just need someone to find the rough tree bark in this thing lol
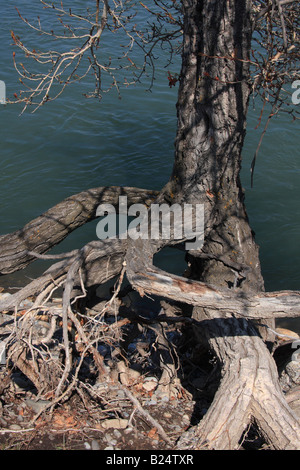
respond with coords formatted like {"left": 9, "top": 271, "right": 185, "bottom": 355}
{"left": 0, "top": 186, "right": 158, "bottom": 275}
{"left": 165, "top": 0, "right": 263, "bottom": 291}
{"left": 126, "top": 0, "right": 300, "bottom": 449}
{"left": 0, "top": 0, "right": 299, "bottom": 450}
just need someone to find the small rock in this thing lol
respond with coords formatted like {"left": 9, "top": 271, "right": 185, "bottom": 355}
{"left": 182, "top": 414, "right": 190, "bottom": 424}
{"left": 0, "top": 417, "right": 7, "bottom": 427}
{"left": 101, "top": 418, "right": 128, "bottom": 430}
{"left": 103, "top": 433, "right": 113, "bottom": 443}
{"left": 25, "top": 398, "right": 51, "bottom": 414}
{"left": 19, "top": 298, "right": 33, "bottom": 309}
{"left": 147, "top": 399, "right": 158, "bottom": 406}
{"left": 154, "top": 387, "right": 170, "bottom": 401}
{"left": 0, "top": 293, "right": 12, "bottom": 301}
{"left": 128, "top": 368, "right": 141, "bottom": 381}
{"left": 116, "top": 389, "right": 126, "bottom": 399}
{"left": 9, "top": 424, "right": 22, "bottom": 431}
{"left": 91, "top": 439, "right": 101, "bottom": 450}
{"left": 142, "top": 379, "right": 158, "bottom": 392}
{"left": 108, "top": 439, "right": 117, "bottom": 446}
{"left": 93, "top": 381, "right": 109, "bottom": 394}
{"left": 113, "top": 429, "right": 122, "bottom": 439}
{"left": 170, "top": 424, "right": 182, "bottom": 432}
{"left": 124, "top": 427, "right": 134, "bottom": 434}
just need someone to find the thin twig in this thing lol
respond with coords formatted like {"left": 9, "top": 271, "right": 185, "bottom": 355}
{"left": 119, "top": 384, "right": 173, "bottom": 445}
{"left": 250, "top": 86, "right": 282, "bottom": 187}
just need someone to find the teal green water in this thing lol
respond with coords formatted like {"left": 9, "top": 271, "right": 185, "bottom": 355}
{"left": 0, "top": 2, "right": 299, "bottom": 332}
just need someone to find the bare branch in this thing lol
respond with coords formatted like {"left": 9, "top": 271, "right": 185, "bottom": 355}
{"left": 8, "top": 1, "right": 182, "bottom": 110}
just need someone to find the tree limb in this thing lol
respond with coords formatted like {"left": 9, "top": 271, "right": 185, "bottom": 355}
{"left": 0, "top": 239, "right": 127, "bottom": 312}
{"left": 0, "top": 186, "right": 158, "bottom": 275}
{"left": 126, "top": 238, "right": 300, "bottom": 320}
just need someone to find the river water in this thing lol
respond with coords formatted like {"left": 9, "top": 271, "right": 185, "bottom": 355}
{"left": 0, "top": 2, "right": 299, "bottom": 333}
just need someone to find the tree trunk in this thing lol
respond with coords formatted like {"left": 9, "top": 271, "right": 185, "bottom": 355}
{"left": 168, "top": 0, "right": 298, "bottom": 447}
{"left": 126, "top": 0, "right": 300, "bottom": 449}
{"left": 167, "top": 0, "right": 263, "bottom": 292}
{"left": 176, "top": 313, "right": 300, "bottom": 450}
{"left": 126, "top": 238, "right": 300, "bottom": 449}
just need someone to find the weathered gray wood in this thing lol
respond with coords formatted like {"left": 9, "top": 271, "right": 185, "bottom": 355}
{"left": 0, "top": 239, "right": 127, "bottom": 311}
{"left": 176, "top": 314, "right": 300, "bottom": 450}
{"left": 126, "top": 237, "right": 300, "bottom": 320}
{"left": 126, "top": 238, "right": 300, "bottom": 449}
{"left": 0, "top": 186, "right": 158, "bottom": 275}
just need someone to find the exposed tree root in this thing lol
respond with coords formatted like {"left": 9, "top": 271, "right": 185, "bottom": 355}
{"left": 125, "top": 237, "right": 300, "bottom": 449}
{"left": 0, "top": 187, "right": 299, "bottom": 450}
{"left": 176, "top": 315, "right": 300, "bottom": 450}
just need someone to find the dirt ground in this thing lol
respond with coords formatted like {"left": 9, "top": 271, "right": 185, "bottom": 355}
{"left": 0, "top": 296, "right": 299, "bottom": 452}
{"left": 0, "top": 346, "right": 272, "bottom": 452}
{"left": 0, "top": 357, "right": 298, "bottom": 451}
{"left": 0, "top": 368, "right": 208, "bottom": 451}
